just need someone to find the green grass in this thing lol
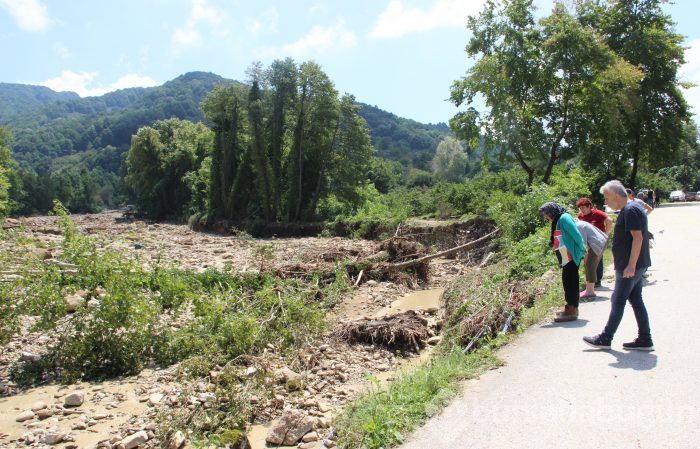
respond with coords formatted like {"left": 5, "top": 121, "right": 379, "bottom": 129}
{"left": 334, "top": 264, "right": 565, "bottom": 449}
{"left": 334, "top": 348, "right": 501, "bottom": 449}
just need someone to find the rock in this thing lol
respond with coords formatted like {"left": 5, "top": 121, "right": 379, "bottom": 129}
{"left": 64, "top": 293, "right": 85, "bottom": 313}
{"left": 36, "top": 408, "right": 55, "bottom": 419}
{"left": 15, "top": 410, "right": 35, "bottom": 422}
{"left": 168, "top": 431, "right": 186, "bottom": 449}
{"left": 245, "top": 366, "right": 258, "bottom": 377}
{"left": 277, "top": 366, "right": 301, "bottom": 383}
{"left": 315, "top": 417, "right": 330, "bottom": 428}
{"left": 427, "top": 336, "right": 442, "bottom": 345}
{"left": 302, "top": 431, "right": 319, "bottom": 442}
{"left": 20, "top": 351, "right": 40, "bottom": 362}
{"left": 41, "top": 432, "right": 64, "bottom": 445}
{"left": 197, "top": 392, "right": 216, "bottom": 403}
{"left": 121, "top": 430, "right": 149, "bottom": 449}
{"left": 31, "top": 401, "right": 48, "bottom": 411}
{"left": 299, "top": 443, "right": 317, "bottom": 449}
{"left": 367, "top": 280, "right": 378, "bottom": 286}
{"left": 266, "top": 410, "right": 315, "bottom": 446}
{"left": 64, "top": 391, "right": 85, "bottom": 407}
{"left": 148, "top": 393, "right": 164, "bottom": 406}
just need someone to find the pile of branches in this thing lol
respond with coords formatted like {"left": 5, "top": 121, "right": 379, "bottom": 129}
{"left": 440, "top": 263, "right": 546, "bottom": 352}
{"left": 335, "top": 311, "right": 429, "bottom": 352}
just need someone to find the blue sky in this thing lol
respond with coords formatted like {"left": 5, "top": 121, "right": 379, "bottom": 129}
{"left": 1, "top": 0, "right": 699, "bottom": 124}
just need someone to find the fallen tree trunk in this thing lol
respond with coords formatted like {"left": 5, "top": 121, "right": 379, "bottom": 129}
{"left": 387, "top": 228, "right": 499, "bottom": 271}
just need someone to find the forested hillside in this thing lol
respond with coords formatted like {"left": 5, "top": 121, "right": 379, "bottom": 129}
{"left": 0, "top": 83, "right": 79, "bottom": 122}
{"left": 0, "top": 73, "right": 450, "bottom": 174}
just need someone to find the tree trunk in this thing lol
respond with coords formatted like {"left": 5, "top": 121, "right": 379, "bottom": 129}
{"left": 629, "top": 130, "right": 641, "bottom": 191}
{"left": 304, "top": 122, "right": 340, "bottom": 220}
{"left": 513, "top": 149, "right": 535, "bottom": 186}
{"left": 542, "top": 104, "right": 569, "bottom": 185}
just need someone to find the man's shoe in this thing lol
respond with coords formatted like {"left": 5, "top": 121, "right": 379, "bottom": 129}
{"left": 554, "top": 305, "right": 578, "bottom": 322}
{"left": 583, "top": 334, "right": 611, "bottom": 349}
{"left": 622, "top": 338, "right": 654, "bottom": 351}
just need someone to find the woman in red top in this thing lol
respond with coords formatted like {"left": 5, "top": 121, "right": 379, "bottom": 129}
{"left": 576, "top": 198, "right": 612, "bottom": 288}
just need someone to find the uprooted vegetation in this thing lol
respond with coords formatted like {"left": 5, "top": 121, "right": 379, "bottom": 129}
{"left": 0, "top": 208, "right": 505, "bottom": 448}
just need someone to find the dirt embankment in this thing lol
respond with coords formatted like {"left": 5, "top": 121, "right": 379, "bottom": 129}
{"left": 0, "top": 212, "right": 497, "bottom": 449}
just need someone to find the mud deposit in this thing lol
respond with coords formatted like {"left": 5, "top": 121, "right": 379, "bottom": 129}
{"left": 0, "top": 212, "right": 496, "bottom": 449}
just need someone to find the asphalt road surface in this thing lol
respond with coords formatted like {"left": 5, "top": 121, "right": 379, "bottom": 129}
{"left": 399, "top": 202, "right": 700, "bottom": 449}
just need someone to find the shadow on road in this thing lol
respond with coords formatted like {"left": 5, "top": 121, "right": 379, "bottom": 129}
{"left": 582, "top": 349, "right": 658, "bottom": 371}
{"left": 541, "top": 319, "right": 589, "bottom": 329}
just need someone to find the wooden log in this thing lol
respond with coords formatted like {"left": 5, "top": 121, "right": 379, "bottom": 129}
{"left": 388, "top": 228, "right": 499, "bottom": 271}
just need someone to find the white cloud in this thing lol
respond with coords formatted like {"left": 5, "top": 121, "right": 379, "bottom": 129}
{"left": 37, "top": 71, "right": 159, "bottom": 97}
{"left": 247, "top": 7, "right": 279, "bottom": 36}
{"left": 259, "top": 19, "right": 357, "bottom": 59}
{"left": 369, "top": 0, "right": 486, "bottom": 39}
{"left": 680, "top": 38, "right": 700, "bottom": 117}
{"left": 172, "top": 0, "right": 224, "bottom": 47}
{"left": 0, "top": 0, "right": 49, "bottom": 32}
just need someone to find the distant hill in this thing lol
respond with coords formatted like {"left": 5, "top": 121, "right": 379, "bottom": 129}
{"left": 0, "top": 83, "right": 80, "bottom": 122}
{"left": 358, "top": 104, "right": 451, "bottom": 169}
{"left": 0, "top": 72, "right": 451, "bottom": 173}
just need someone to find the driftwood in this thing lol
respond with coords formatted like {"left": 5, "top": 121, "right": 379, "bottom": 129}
{"left": 335, "top": 310, "right": 429, "bottom": 352}
{"left": 387, "top": 228, "right": 499, "bottom": 271}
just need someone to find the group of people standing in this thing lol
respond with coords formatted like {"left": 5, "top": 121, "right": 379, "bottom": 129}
{"left": 538, "top": 179, "right": 654, "bottom": 351}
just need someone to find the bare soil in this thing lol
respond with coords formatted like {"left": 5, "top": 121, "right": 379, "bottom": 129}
{"left": 0, "top": 211, "right": 496, "bottom": 449}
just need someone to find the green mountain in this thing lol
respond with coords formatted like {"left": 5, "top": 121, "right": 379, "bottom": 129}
{"left": 0, "top": 72, "right": 450, "bottom": 173}
{"left": 0, "top": 83, "right": 80, "bottom": 121}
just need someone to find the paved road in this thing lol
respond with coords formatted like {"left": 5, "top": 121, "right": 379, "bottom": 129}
{"left": 400, "top": 202, "right": 700, "bottom": 449}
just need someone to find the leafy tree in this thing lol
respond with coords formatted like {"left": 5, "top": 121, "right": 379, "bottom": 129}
{"left": 201, "top": 84, "right": 250, "bottom": 220}
{"left": 201, "top": 60, "right": 373, "bottom": 222}
{"left": 125, "top": 119, "right": 213, "bottom": 219}
{"left": 577, "top": 0, "right": 691, "bottom": 189}
{"left": 450, "top": 0, "right": 640, "bottom": 185}
{"left": 0, "top": 127, "right": 14, "bottom": 216}
{"left": 431, "top": 136, "right": 468, "bottom": 182}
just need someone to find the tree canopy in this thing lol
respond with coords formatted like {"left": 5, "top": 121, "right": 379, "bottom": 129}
{"left": 450, "top": 0, "right": 688, "bottom": 187}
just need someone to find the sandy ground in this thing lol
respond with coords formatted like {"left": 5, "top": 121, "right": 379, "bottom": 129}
{"left": 399, "top": 202, "right": 700, "bottom": 449}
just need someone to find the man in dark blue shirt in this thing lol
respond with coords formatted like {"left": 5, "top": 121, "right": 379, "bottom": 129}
{"left": 583, "top": 180, "right": 654, "bottom": 351}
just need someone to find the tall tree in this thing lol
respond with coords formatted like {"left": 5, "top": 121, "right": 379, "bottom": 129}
{"left": 450, "top": 0, "right": 640, "bottom": 185}
{"left": 265, "top": 58, "right": 298, "bottom": 216}
{"left": 0, "top": 127, "right": 14, "bottom": 216}
{"left": 201, "top": 84, "right": 248, "bottom": 219}
{"left": 431, "top": 136, "right": 468, "bottom": 183}
{"left": 125, "top": 119, "right": 213, "bottom": 219}
{"left": 306, "top": 94, "right": 374, "bottom": 218}
{"left": 248, "top": 79, "right": 275, "bottom": 220}
{"left": 577, "top": 0, "right": 691, "bottom": 188}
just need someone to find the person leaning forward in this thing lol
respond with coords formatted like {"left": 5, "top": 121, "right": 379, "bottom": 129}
{"left": 539, "top": 202, "right": 585, "bottom": 322}
{"left": 576, "top": 197, "right": 612, "bottom": 288}
{"left": 583, "top": 180, "right": 654, "bottom": 351}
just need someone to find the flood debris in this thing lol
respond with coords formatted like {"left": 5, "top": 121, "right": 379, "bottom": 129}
{"left": 336, "top": 311, "right": 430, "bottom": 352}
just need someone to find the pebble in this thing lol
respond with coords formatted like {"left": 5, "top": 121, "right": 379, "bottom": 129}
{"left": 121, "top": 430, "right": 149, "bottom": 449}
{"left": 31, "top": 401, "right": 48, "bottom": 411}
{"left": 64, "top": 391, "right": 85, "bottom": 407}
{"left": 148, "top": 393, "right": 164, "bottom": 406}
{"left": 15, "top": 410, "right": 35, "bottom": 422}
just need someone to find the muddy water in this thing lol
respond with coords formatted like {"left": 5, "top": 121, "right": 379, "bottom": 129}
{"left": 376, "top": 288, "right": 444, "bottom": 316}
{"left": 0, "top": 379, "right": 147, "bottom": 448}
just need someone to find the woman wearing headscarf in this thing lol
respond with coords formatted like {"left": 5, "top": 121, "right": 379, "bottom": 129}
{"left": 538, "top": 202, "right": 585, "bottom": 322}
